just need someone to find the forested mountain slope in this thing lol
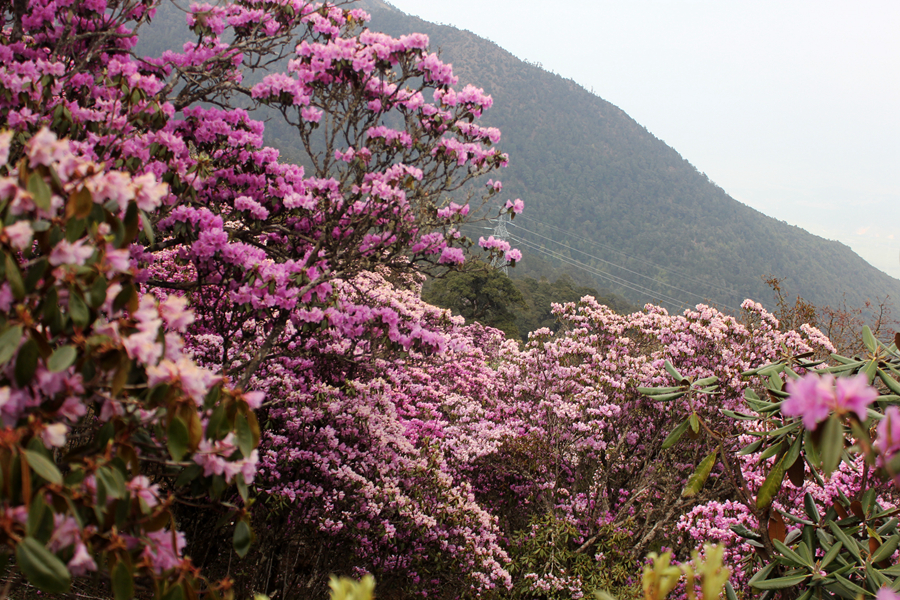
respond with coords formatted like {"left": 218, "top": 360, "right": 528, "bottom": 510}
{"left": 139, "top": 0, "right": 900, "bottom": 313}
{"left": 359, "top": 1, "right": 900, "bottom": 312}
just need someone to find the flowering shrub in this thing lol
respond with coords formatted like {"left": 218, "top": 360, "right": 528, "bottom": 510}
{"left": 0, "top": 128, "right": 260, "bottom": 596}
{"left": 644, "top": 323, "right": 900, "bottom": 596}
{"left": 1, "top": 0, "right": 518, "bottom": 596}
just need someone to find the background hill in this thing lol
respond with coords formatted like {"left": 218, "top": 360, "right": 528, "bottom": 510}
{"left": 357, "top": 0, "right": 900, "bottom": 314}
{"left": 139, "top": 1, "right": 900, "bottom": 315}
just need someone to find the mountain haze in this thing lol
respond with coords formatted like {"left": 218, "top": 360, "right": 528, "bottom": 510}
{"left": 360, "top": 1, "right": 900, "bottom": 313}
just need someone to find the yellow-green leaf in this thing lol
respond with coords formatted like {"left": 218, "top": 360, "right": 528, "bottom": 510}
{"left": 682, "top": 448, "right": 718, "bottom": 498}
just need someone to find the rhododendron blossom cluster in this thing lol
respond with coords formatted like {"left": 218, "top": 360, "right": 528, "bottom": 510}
{"left": 4, "top": 0, "right": 900, "bottom": 598}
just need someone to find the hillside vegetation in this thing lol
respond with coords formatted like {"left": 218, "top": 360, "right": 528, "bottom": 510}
{"left": 357, "top": 0, "right": 900, "bottom": 313}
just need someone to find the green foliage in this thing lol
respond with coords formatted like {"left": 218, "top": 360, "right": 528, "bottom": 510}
{"left": 423, "top": 261, "right": 526, "bottom": 339}
{"left": 509, "top": 512, "right": 641, "bottom": 599}
{"left": 644, "top": 326, "right": 900, "bottom": 597}
{"left": 511, "top": 273, "right": 633, "bottom": 335}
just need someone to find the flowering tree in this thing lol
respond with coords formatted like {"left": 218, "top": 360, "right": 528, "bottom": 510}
{"left": 0, "top": 0, "right": 519, "bottom": 595}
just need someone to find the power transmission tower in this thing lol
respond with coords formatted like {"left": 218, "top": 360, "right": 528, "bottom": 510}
{"left": 489, "top": 214, "right": 511, "bottom": 275}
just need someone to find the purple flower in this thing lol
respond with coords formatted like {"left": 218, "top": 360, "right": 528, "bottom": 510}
{"left": 783, "top": 372, "right": 878, "bottom": 429}
{"left": 783, "top": 373, "right": 833, "bottom": 429}
{"left": 834, "top": 374, "right": 878, "bottom": 422}
{"left": 876, "top": 587, "right": 900, "bottom": 600}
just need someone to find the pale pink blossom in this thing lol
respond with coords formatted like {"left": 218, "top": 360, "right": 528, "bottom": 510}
{"left": 41, "top": 423, "right": 68, "bottom": 447}
{"left": 4, "top": 220, "right": 33, "bottom": 251}
{"left": 49, "top": 239, "right": 94, "bottom": 266}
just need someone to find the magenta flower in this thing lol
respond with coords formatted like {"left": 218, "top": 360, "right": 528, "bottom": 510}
{"left": 875, "top": 406, "right": 900, "bottom": 463}
{"left": 783, "top": 373, "right": 834, "bottom": 429}
{"left": 834, "top": 374, "right": 879, "bottom": 422}
{"left": 876, "top": 587, "right": 900, "bottom": 600}
{"left": 783, "top": 372, "right": 878, "bottom": 429}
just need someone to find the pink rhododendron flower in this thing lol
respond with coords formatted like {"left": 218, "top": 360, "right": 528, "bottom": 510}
{"left": 0, "top": 131, "right": 12, "bottom": 166}
{"left": 783, "top": 373, "right": 877, "bottom": 429}
{"left": 49, "top": 239, "right": 94, "bottom": 266}
{"left": 68, "top": 543, "right": 98, "bottom": 576}
{"left": 876, "top": 587, "right": 900, "bottom": 600}
{"left": 834, "top": 374, "right": 879, "bottom": 422}
{"left": 505, "top": 198, "right": 524, "bottom": 214}
{"left": 4, "top": 220, "right": 33, "bottom": 251}
{"left": 41, "top": 423, "right": 68, "bottom": 447}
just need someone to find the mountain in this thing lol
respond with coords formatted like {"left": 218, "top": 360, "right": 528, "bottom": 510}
{"left": 138, "top": 1, "right": 900, "bottom": 314}
{"left": 356, "top": 1, "right": 900, "bottom": 314}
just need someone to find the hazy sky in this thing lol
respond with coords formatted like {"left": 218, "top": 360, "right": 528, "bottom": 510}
{"left": 387, "top": 0, "right": 900, "bottom": 279}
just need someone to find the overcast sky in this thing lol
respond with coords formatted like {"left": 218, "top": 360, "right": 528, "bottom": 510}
{"left": 387, "top": 0, "right": 900, "bottom": 279}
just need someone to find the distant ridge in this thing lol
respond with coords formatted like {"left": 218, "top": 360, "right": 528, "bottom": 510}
{"left": 359, "top": 1, "right": 900, "bottom": 312}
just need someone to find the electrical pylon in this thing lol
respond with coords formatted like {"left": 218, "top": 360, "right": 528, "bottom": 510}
{"left": 489, "top": 214, "right": 511, "bottom": 275}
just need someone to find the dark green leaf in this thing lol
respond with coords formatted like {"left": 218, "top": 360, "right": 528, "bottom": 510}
{"left": 819, "top": 540, "right": 842, "bottom": 571}
{"left": 47, "top": 345, "right": 76, "bottom": 372}
{"left": 820, "top": 415, "right": 844, "bottom": 477}
{"left": 174, "top": 463, "right": 202, "bottom": 487}
{"left": 751, "top": 574, "right": 810, "bottom": 590}
{"left": 737, "top": 438, "right": 764, "bottom": 455}
{"left": 803, "top": 493, "right": 821, "bottom": 523}
{"left": 661, "top": 417, "right": 690, "bottom": 450}
{"left": 756, "top": 456, "right": 785, "bottom": 510}
{"left": 22, "top": 449, "right": 62, "bottom": 485}
{"left": 682, "top": 448, "right": 717, "bottom": 498}
{"left": 730, "top": 523, "right": 762, "bottom": 540}
{"left": 27, "top": 173, "right": 51, "bottom": 211}
{"left": 15, "top": 338, "right": 39, "bottom": 387}
{"left": 877, "top": 368, "right": 900, "bottom": 396}
{"left": 88, "top": 275, "right": 107, "bottom": 309}
{"left": 5, "top": 253, "right": 24, "bottom": 299}
{"left": 68, "top": 290, "right": 89, "bottom": 329}
{"left": 233, "top": 520, "right": 251, "bottom": 558}
{"left": 236, "top": 413, "right": 253, "bottom": 459}
{"left": 162, "top": 583, "right": 185, "bottom": 600}
{"left": 167, "top": 417, "right": 189, "bottom": 461}
{"left": 0, "top": 325, "right": 23, "bottom": 366}
{"left": 16, "top": 537, "right": 71, "bottom": 593}
{"left": 112, "top": 560, "right": 133, "bottom": 600}
{"left": 773, "top": 539, "right": 809, "bottom": 567}
{"left": 828, "top": 521, "right": 862, "bottom": 564}
{"left": 872, "top": 534, "right": 900, "bottom": 563}
{"left": 747, "top": 564, "right": 776, "bottom": 588}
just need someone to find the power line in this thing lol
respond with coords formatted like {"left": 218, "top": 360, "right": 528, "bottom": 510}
{"left": 508, "top": 232, "right": 743, "bottom": 314}
{"left": 508, "top": 220, "right": 737, "bottom": 309}
{"left": 508, "top": 233, "right": 695, "bottom": 310}
{"left": 513, "top": 215, "right": 738, "bottom": 296}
